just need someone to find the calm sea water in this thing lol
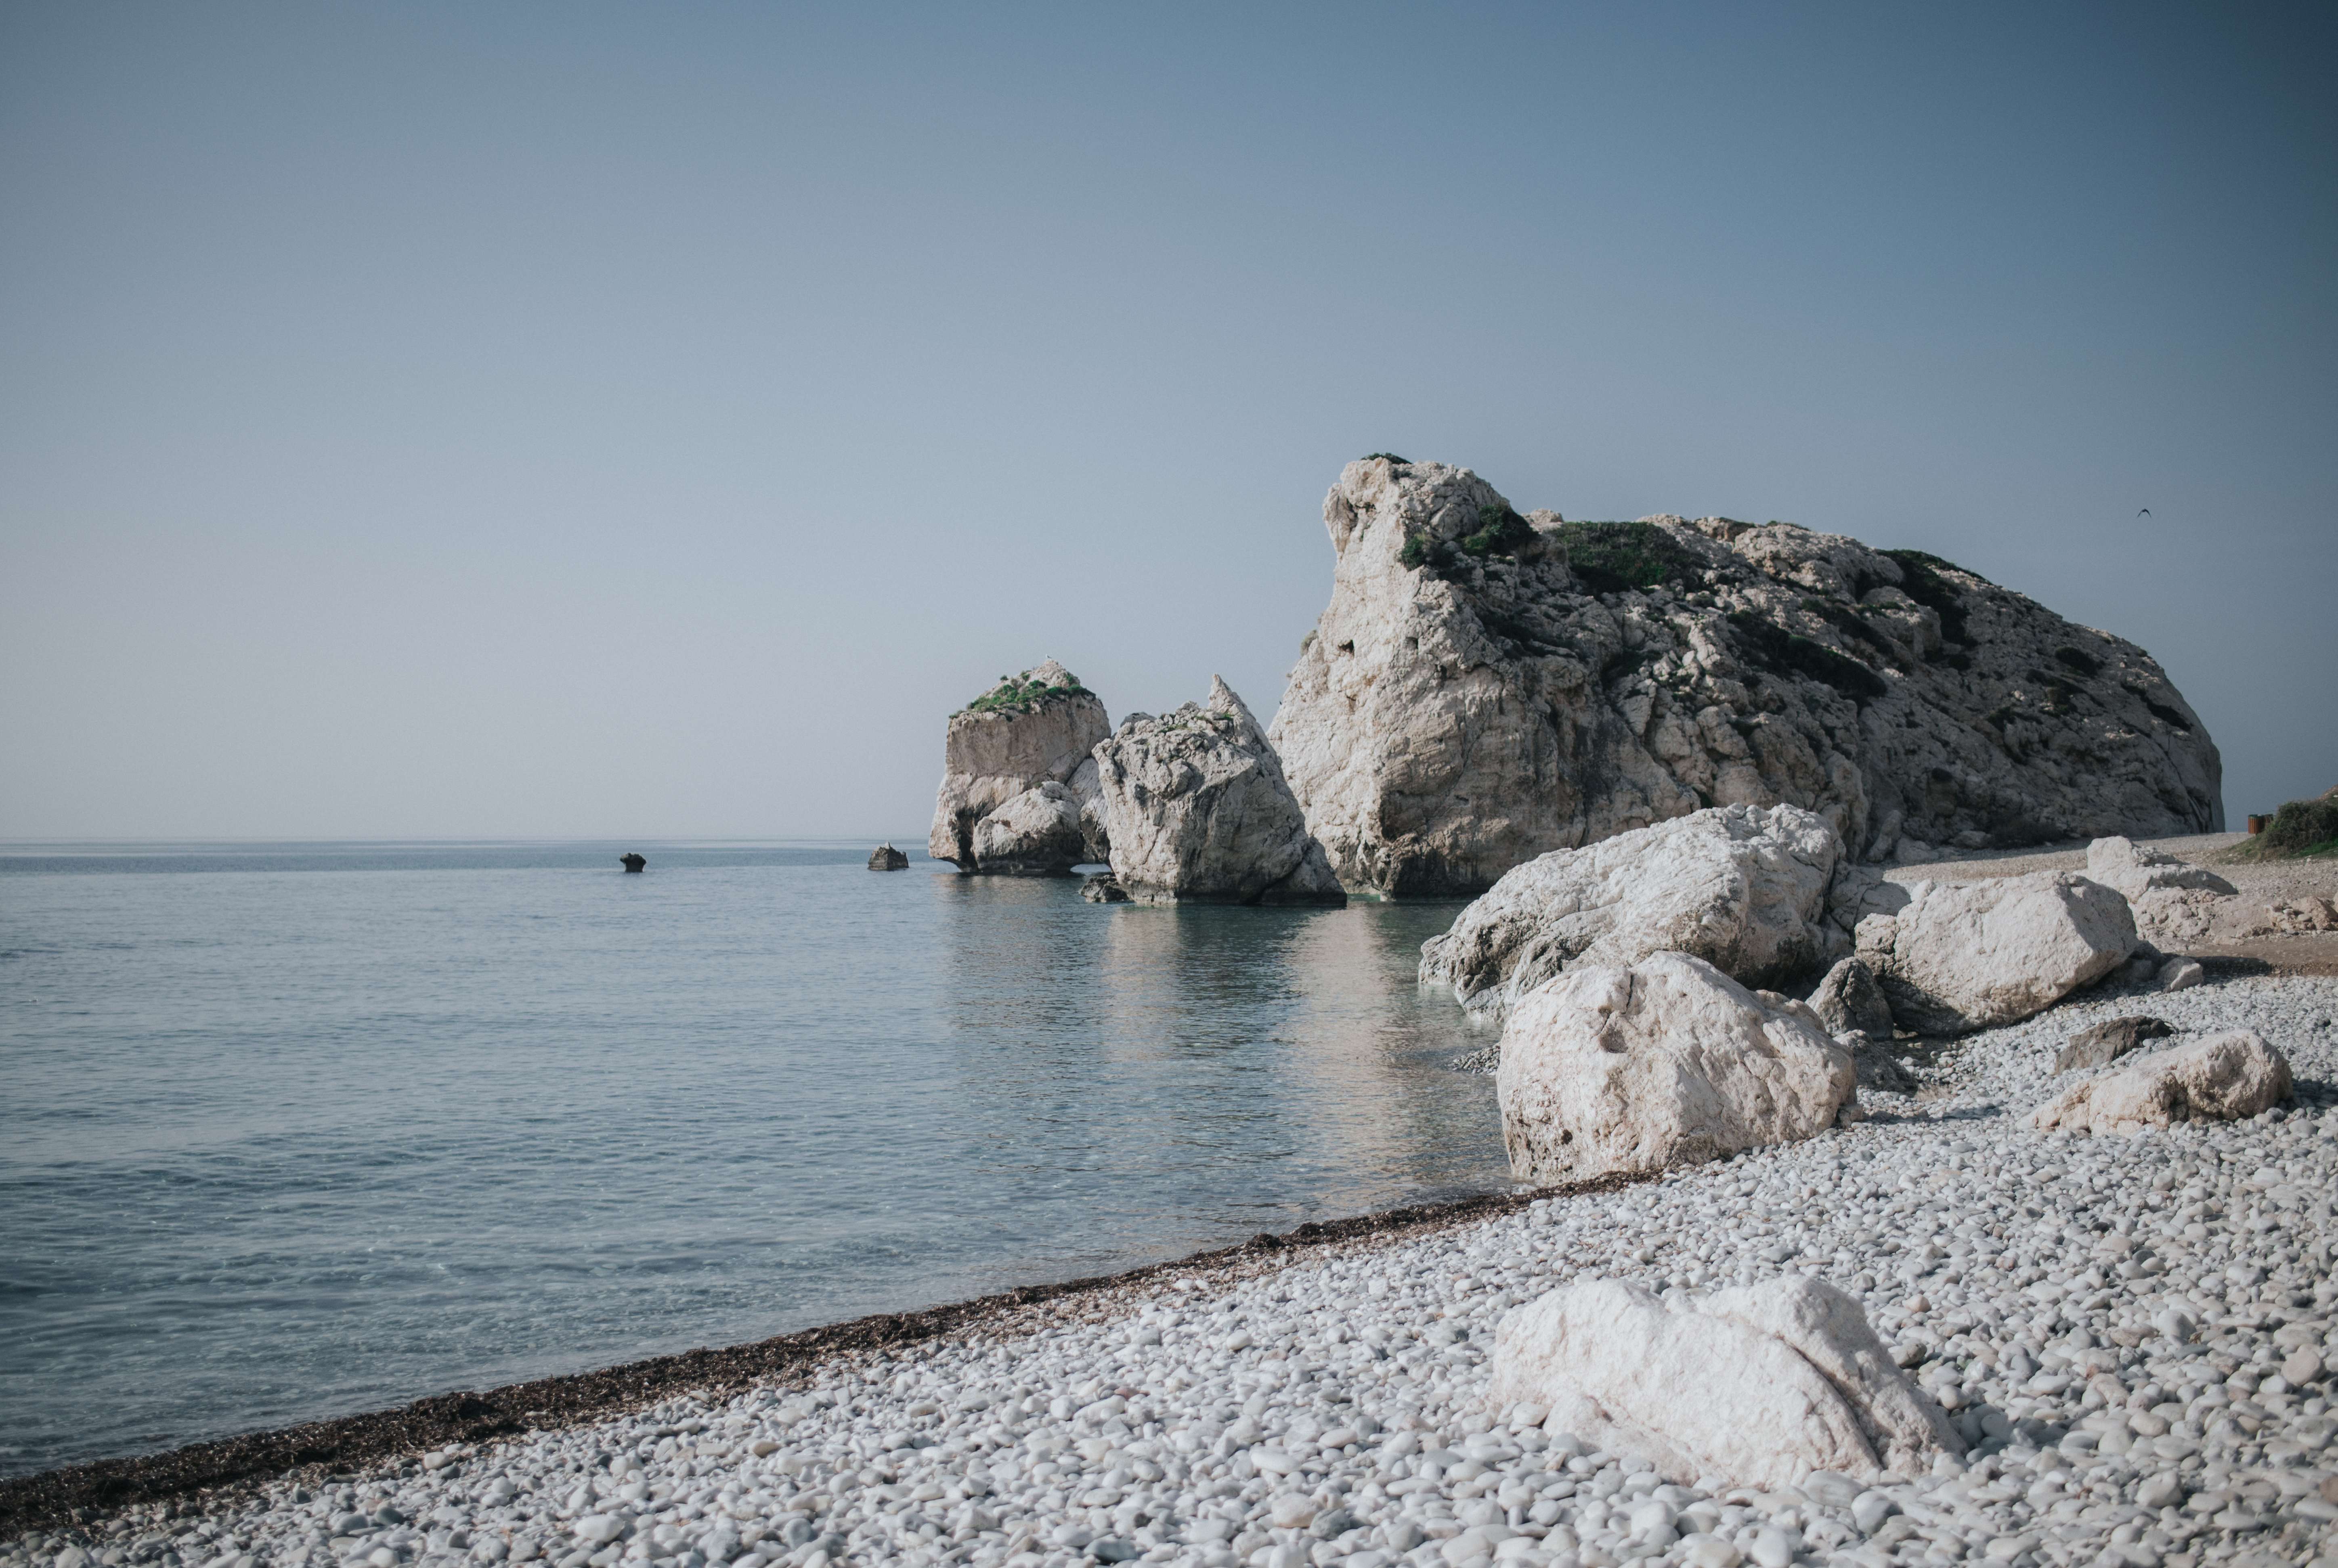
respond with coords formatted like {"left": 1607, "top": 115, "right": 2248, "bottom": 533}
{"left": 0, "top": 841, "right": 1503, "bottom": 1479}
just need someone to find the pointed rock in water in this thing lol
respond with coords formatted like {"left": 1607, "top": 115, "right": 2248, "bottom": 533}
{"left": 1268, "top": 457, "right": 2222, "bottom": 898}
{"left": 867, "top": 843, "right": 910, "bottom": 871}
{"left": 928, "top": 659, "right": 1110, "bottom": 876}
{"left": 1092, "top": 677, "right": 1346, "bottom": 906}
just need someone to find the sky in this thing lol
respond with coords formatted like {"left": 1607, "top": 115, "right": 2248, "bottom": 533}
{"left": 2, "top": 2, "right": 2332, "bottom": 841}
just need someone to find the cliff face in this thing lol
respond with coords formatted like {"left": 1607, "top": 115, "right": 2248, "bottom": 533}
{"left": 1267, "top": 459, "right": 2221, "bottom": 899}
{"left": 927, "top": 660, "right": 1111, "bottom": 874}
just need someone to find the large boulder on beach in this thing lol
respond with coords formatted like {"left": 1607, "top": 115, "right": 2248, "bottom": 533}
{"left": 1854, "top": 872, "right": 2136, "bottom": 1035}
{"left": 1418, "top": 804, "right": 1844, "bottom": 1016}
{"left": 1495, "top": 951, "right": 1855, "bottom": 1182}
{"left": 1091, "top": 677, "right": 1346, "bottom": 906}
{"left": 2032, "top": 1031, "right": 2293, "bottom": 1135}
{"left": 929, "top": 661, "right": 1110, "bottom": 874}
{"left": 1266, "top": 459, "right": 2221, "bottom": 899}
{"left": 1487, "top": 1275, "right": 1963, "bottom": 1488}
{"left": 2086, "top": 836, "right": 2242, "bottom": 948}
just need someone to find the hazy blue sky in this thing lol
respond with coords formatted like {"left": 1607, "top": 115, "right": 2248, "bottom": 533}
{"left": 3, "top": 2, "right": 2331, "bottom": 840}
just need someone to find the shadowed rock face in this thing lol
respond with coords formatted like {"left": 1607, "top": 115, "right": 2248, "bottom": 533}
{"left": 928, "top": 660, "right": 1110, "bottom": 875}
{"left": 1268, "top": 458, "right": 2223, "bottom": 899}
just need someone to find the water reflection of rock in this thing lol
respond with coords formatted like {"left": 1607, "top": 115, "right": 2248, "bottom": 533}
{"left": 930, "top": 877, "right": 1506, "bottom": 1288}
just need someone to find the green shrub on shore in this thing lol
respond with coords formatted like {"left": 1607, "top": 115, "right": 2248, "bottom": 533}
{"left": 2229, "top": 793, "right": 2338, "bottom": 861}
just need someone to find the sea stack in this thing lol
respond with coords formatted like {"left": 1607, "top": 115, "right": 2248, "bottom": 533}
{"left": 867, "top": 843, "right": 910, "bottom": 871}
{"left": 928, "top": 660, "right": 1111, "bottom": 876}
{"left": 1268, "top": 457, "right": 2223, "bottom": 897}
{"left": 619, "top": 853, "right": 646, "bottom": 873}
{"left": 1090, "top": 677, "right": 1346, "bottom": 906}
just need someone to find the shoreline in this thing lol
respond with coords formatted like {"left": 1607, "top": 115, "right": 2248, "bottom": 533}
{"left": 0, "top": 1176, "right": 1659, "bottom": 1534}
{"left": 4, "top": 968, "right": 2335, "bottom": 1568}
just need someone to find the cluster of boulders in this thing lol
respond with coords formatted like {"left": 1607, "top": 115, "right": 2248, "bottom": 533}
{"left": 928, "top": 665, "right": 1342, "bottom": 907}
{"left": 1269, "top": 458, "right": 2223, "bottom": 898}
{"left": 928, "top": 660, "right": 1111, "bottom": 878}
{"left": 1417, "top": 802, "right": 2298, "bottom": 1183}
{"left": 2087, "top": 836, "right": 2338, "bottom": 946}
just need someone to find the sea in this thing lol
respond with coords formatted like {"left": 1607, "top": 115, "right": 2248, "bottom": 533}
{"left": 0, "top": 841, "right": 1504, "bottom": 1480}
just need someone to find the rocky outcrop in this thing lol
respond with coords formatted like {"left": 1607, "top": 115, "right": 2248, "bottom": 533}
{"left": 2055, "top": 1015, "right": 2173, "bottom": 1073}
{"left": 1418, "top": 804, "right": 1845, "bottom": 1015}
{"left": 928, "top": 661, "right": 1109, "bottom": 875}
{"left": 1091, "top": 678, "right": 1345, "bottom": 906}
{"left": 1854, "top": 872, "right": 2137, "bottom": 1034}
{"left": 1268, "top": 458, "right": 2222, "bottom": 898}
{"left": 1487, "top": 1276, "right": 1962, "bottom": 1488}
{"left": 867, "top": 843, "right": 910, "bottom": 871}
{"left": 970, "top": 780, "right": 1086, "bottom": 875}
{"left": 1495, "top": 952, "right": 1855, "bottom": 1182}
{"left": 2032, "top": 1031, "right": 2292, "bottom": 1134}
{"left": 1806, "top": 957, "right": 1895, "bottom": 1040}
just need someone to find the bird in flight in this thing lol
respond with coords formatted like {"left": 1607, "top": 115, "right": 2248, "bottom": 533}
{"left": 2137, "top": 508, "right": 2151, "bottom": 517}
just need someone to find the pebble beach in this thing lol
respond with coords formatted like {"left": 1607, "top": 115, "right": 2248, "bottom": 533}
{"left": 14, "top": 965, "right": 2338, "bottom": 1568}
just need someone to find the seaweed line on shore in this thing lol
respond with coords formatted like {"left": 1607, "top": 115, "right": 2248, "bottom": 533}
{"left": 0, "top": 1172, "right": 1659, "bottom": 1535}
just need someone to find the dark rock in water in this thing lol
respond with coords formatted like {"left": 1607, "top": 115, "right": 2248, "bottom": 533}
{"left": 2056, "top": 1015, "right": 2174, "bottom": 1073}
{"left": 868, "top": 843, "right": 910, "bottom": 871}
{"left": 619, "top": 853, "right": 647, "bottom": 873}
{"left": 1806, "top": 956, "right": 1896, "bottom": 1041}
{"left": 1080, "top": 873, "right": 1130, "bottom": 903}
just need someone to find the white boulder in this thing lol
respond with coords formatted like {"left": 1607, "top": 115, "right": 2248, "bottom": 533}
{"left": 1853, "top": 872, "right": 2136, "bottom": 1034}
{"left": 1495, "top": 951, "right": 1855, "bottom": 1182}
{"left": 1419, "top": 805, "right": 1845, "bottom": 1015}
{"left": 929, "top": 660, "right": 1110, "bottom": 874}
{"left": 2086, "top": 836, "right": 2243, "bottom": 948}
{"left": 2031, "top": 1030, "right": 2293, "bottom": 1135}
{"left": 1091, "top": 678, "right": 1346, "bottom": 906}
{"left": 970, "top": 781, "right": 1087, "bottom": 876}
{"left": 1486, "top": 1276, "right": 1963, "bottom": 1489}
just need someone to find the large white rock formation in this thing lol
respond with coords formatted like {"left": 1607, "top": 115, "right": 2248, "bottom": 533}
{"left": 1091, "top": 678, "right": 1346, "bottom": 906}
{"left": 2032, "top": 1031, "right": 2293, "bottom": 1135}
{"left": 1268, "top": 458, "right": 2222, "bottom": 897}
{"left": 928, "top": 661, "right": 1110, "bottom": 875}
{"left": 1854, "top": 872, "right": 2136, "bottom": 1034}
{"left": 1487, "top": 1276, "right": 1963, "bottom": 1489}
{"left": 1495, "top": 952, "right": 1855, "bottom": 1182}
{"left": 1418, "top": 804, "right": 1845, "bottom": 1015}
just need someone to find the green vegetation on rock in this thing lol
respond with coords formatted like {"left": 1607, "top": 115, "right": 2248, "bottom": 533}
{"left": 1557, "top": 522, "right": 1708, "bottom": 596}
{"left": 1459, "top": 503, "right": 1537, "bottom": 558}
{"left": 1727, "top": 612, "right": 1889, "bottom": 701}
{"left": 958, "top": 669, "right": 1094, "bottom": 717}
